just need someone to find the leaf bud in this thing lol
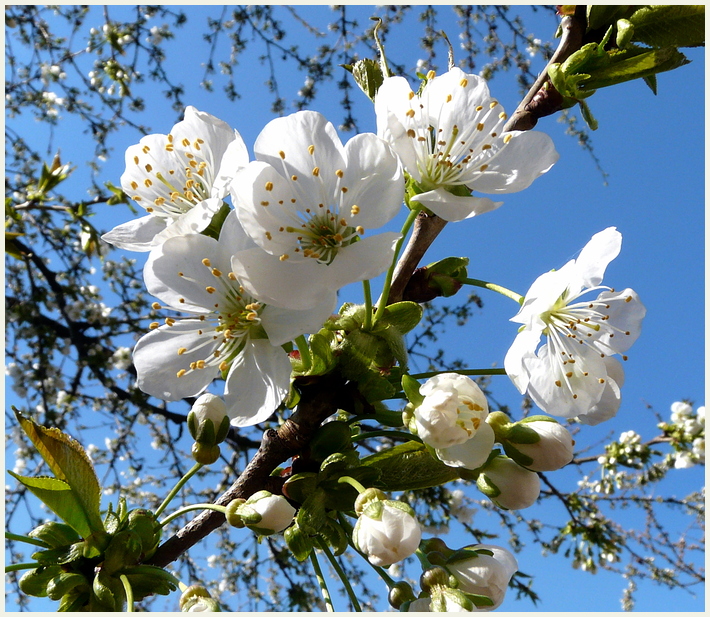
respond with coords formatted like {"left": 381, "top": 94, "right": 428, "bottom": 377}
{"left": 102, "top": 529, "right": 143, "bottom": 574}
{"left": 126, "top": 508, "right": 162, "bottom": 559}
{"left": 47, "top": 572, "right": 90, "bottom": 601}
{"left": 388, "top": 581, "right": 416, "bottom": 609}
{"left": 19, "top": 565, "right": 62, "bottom": 598}
{"left": 28, "top": 521, "right": 81, "bottom": 548}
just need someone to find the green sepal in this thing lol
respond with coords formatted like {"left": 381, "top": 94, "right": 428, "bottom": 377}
{"left": 104, "top": 180, "right": 129, "bottom": 206}
{"left": 362, "top": 441, "right": 459, "bottom": 491}
{"left": 201, "top": 202, "right": 231, "bottom": 240}
{"left": 283, "top": 472, "right": 319, "bottom": 504}
{"left": 431, "top": 586, "right": 475, "bottom": 612}
{"left": 378, "top": 301, "right": 424, "bottom": 335}
{"left": 306, "top": 331, "right": 337, "bottom": 376}
{"left": 284, "top": 520, "right": 314, "bottom": 562}
{"left": 13, "top": 409, "right": 104, "bottom": 537}
{"left": 318, "top": 518, "right": 349, "bottom": 556}
{"left": 401, "top": 374, "right": 425, "bottom": 408}
{"left": 500, "top": 442, "right": 535, "bottom": 469}
{"left": 47, "top": 572, "right": 90, "bottom": 601}
{"left": 19, "top": 565, "right": 62, "bottom": 598}
{"left": 32, "top": 541, "right": 85, "bottom": 566}
{"left": 373, "top": 406, "right": 404, "bottom": 428}
{"left": 126, "top": 508, "right": 161, "bottom": 559}
{"left": 102, "top": 529, "right": 143, "bottom": 574}
{"left": 58, "top": 589, "right": 90, "bottom": 612}
{"left": 361, "top": 498, "right": 385, "bottom": 521}
{"left": 92, "top": 569, "right": 126, "bottom": 612}
{"left": 296, "top": 489, "right": 329, "bottom": 535}
{"left": 444, "top": 548, "right": 483, "bottom": 565}
{"left": 309, "top": 420, "right": 353, "bottom": 462}
{"left": 28, "top": 521, "right": 81, "bottom": 549}
{"left": 505, "top": 423, "right": 541, "bottom": 445}
{"left": 467, "top": 592, "right": 496, "bottom": 609}
{"left": 103, "top": 504, "right": 122, "bottom": 535}
{"left": 629, "top": 5, "right": 705, "bottom": 48}
{"left": 236, "top": 504, "right": 263, "bottom": 526}
{"left": 475, "top": 472, "right": 501, "bottom": 499}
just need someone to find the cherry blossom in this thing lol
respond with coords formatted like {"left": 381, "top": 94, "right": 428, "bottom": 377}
{"left": 504, "top": 227, "right": 646, "bottom": 419}
{"left": 133, "top": 211, "right": 333, "bottom": 426}
{"left": 103, "top": 106, "right": 248, "bottom": 251}
{"left": 375, "top": 67, "right": 558, "bottom": 222}
{"left": 228, "top": 110, "right": 404, "bottom": 310}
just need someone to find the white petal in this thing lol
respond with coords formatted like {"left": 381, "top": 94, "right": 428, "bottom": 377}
{"left": 412, "top": 188, "right": 502, "bottom": 222}
{"left": 231, "top": 247, "right": 336, "bottom": 310}
{"left": 512, "top": 261, "right": 579, "bottom": 327}
{"left": 216, "top": 210, "right": 258, "bottom": 261}
{"left": 576, "top": 357, "right": 624, "bottom": 426}
{"left": 133, "top": 321, "right": 219, "bottom": 400}
{"left": 470, "top": 130, "right": 559, "bottom": 194}
{"left": 437, "top": 423, "right": 495, "bottom": 470}
{"left": 261, "top": 297, "right": 336, "bottom": 347}
{"left": 593, "top": 288, "right": 646, "bottom": 354}
{"left": 101, "top": 215, "right": 168, "bottom": 252}
{"left": 503, "top": 328, "right": 542, "bottom": 393}
{"left": 340, "top": 133, "right": 403, "bottom": 229}
{"left": 574, "top": 227, "right": 622, "bottom": 288}
{"left": 323, "top": 232, "right": 403, "bottom": 289}
{"left": 144, "top": 233, "right": 223, "bottom": 312}
{"left": 224, "top": 340, "right": 292, "bottom": 427}
{"left": 151, "top": 197, "right": 222, "bottom": 245}
{"left": 212, "top": 132, "right": 250, "bottom": 199}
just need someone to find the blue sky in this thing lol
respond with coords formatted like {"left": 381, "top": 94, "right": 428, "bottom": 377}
{"left": 6, "top": 5, "right": 705, "bottom": 612}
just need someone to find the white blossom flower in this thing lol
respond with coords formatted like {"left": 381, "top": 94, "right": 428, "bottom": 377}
{"left": 504, "top": 227, "right": 646, "bottom": 419}
{"left": 243, "top": 492, "right": 296, "bottom": 534}
{"left": 103, "top": 106, "right": 248, "bottom": 252}
{"left": 228, "top": 110, "right": 404, "bottom": 310}
{"left": 133, "top": 211, "right": 334, "bottom": 426}
{"left": 353, "top": 494, "right": 421, "bottom": 566}
{"left": 446, "top": 544, "right": 518, "bottom": 610}
{"left": 375, "top": 67, "right": 558, "bottom": 222}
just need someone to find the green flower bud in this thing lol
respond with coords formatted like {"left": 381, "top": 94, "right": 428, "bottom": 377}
{"left": 354, "top": 487, "right": 387, "bottom": 515}
{"left": 102, "top": 529, "right": 143, "bottom": 574}
{"left": 240, "top": 492, "right": 296, "bottom": 535}
{"left": 192, "top": 442, "right": 221, "bottom": 465}
{"left": 179, "top": 585, "right": 211, "bottom": 610}
{"left": 388, "top": 581, "right": 416, "bottom": 609}
{"left": 19, "top": 565, "right": 62, "bottom": 598}
{"left": 47, "top": 572, "right": 90, "bottom": 601}
{"left": 126, "top": 508, "right": 161, "bottom": 559}
{"left": 284, "top": 521, "right": 314, "bottom": 562}
{"left": 420, "top": 566, "right": 450, "bottom": 593}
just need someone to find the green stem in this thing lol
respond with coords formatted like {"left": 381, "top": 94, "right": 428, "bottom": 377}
{"left": 463, "top": 278, "right": 523, "bottom": 304}
{"left": 120, "top": 574, "right": 134, "bottom": 613}
{"left": 316, "top": 537, "right": 362, "bottom": 612}
{"left": 5, "top": 532, "right": 51, "bottom": 548}
{"left": 409, "top": 368, "right": 507, "bottom": 380}
{"left": 352, "top": 430, "right": 421, "bottom": 444}
{"left": 294, "top": 334, "right": 312, "bottom": 373}
{"left": 362, "top": 279, "right": 373, "bottom": 331}
{"left": 154, "top": 462, "right": 203, "bottom": 518}
{"left": 5, "top": 562, "right": 39, "bottom": 573}
{"left": 415, "top": 548, "right": 434, "bottom": 570}
{"left": 373, "top": 207, "right": 421, "bottom": 325}
{"left": 372, "top": 563, "right": 397, "bottom": 589}
{"left": 158, "top": 503, "right": 227, "bottom": 528}
{"left": 310, "top": 549, "right": 335, "bottom": 612}
{"left": 337, "top": 476, "right": 367, "bottom": 494}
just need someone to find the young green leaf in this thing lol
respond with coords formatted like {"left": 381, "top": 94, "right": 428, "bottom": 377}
{"left": 629, "top": 5, "right": 705, "bottom": 48}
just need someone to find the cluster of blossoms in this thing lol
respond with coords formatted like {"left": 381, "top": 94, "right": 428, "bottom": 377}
{"left": 94, "top": 64, "right": 651, "bottom": 612}
{"left": 663, "top": 401, "right": 705, "bottom": 468}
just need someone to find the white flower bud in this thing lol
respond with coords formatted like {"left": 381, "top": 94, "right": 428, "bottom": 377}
{"left": 446, "top": 544, "right": 518, "bottom": 610}
{"left": 406, "top": 597, "right": 432, "bottom": 611}
{"left": 243, "top": 492, "right": 296, "bottom": 535}
{"left": 477, "top": 456, "right": 540, "bottom": 510}
{"left": 353, "top": 498, "right": 421, "bottom": 567}
{"left": 188, "top": 393, "right": 230, "bottom": 446}
{"left": 414, "top": 373, "right": 489, "bottom": 450}
{"left": 511, "top": 420, "right": 574, "bottom": 471}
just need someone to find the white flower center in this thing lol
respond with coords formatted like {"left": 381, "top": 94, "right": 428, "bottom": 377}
{"left": 128, "top": 134, "right": 215, "bottom": 219}
{"left": 285, "top": 208, "right": 360, "bottom": 265}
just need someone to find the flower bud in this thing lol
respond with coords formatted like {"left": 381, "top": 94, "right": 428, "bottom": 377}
{"left": 476, "top": 455, "right": 540, "bottom": 510}
{"left": 404, "top": 597, "right": 433, "bottom": 612}
{"left": 191, "top": 442, "right": 221, "bottom": 465}
{"left": 353, "top": 495, "right": 421, "bottom": 566}
{"left": 429, "top": 585, "right": 476, "bottom": 612}
{"left": 180, "top": 586, "right": 220, "bottom": 612}
{"left": 239, "top": 491, "right": 296, "bottom": 535}
{"left": 388, "top": 581, "right": 416, "bottom": 609}
{"left": 505, "top": 418, "right": 574, "bottom": 471}
{"left": 187, "top": 393, "right": 230, "bottom": 446}
{"left": 412, "top": 373, "right": 489, "bottom": 450}
{"left": 445, "top": 543, "right": 517, "bottom": 610}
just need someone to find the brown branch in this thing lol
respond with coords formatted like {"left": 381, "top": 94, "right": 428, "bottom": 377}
{"left": 148, "top": 372, "right": 354, "bottom": 568}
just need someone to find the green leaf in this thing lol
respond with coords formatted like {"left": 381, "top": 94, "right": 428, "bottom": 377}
{"left": 8, "top": 473, "right": 96, "bottom": 539}
{"left": 378, "top": 301, "right": 423, "bottom": 334}
{"left": 583, "top": 47, "right": 689, "bottom": 91}
{"left": 32, "top": 541, "right": 85, "bottom": 566}
{"left": 586, "top": 5, "right": 629, "bottom": 31}
{"left": 401, "top": 374, "right": 424, "bottom": 407}
{"left": 629, "top": 5, "right": 705, "bottom": 48}
{"left": 362, "top": 441, "right": 459, "bottom": 491}
{"left": 14, "top": 410, "right": 104, "bottom": 536}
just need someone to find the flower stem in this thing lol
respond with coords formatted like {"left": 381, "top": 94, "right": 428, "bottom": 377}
{"left": 309, "top": 548, "right": 335, "bottom": 612}
{"left": 351, "top": 430, "right": 421, "bottom": 444}
{"left": 316, "top": 537, "right": 363, "bottom": 612}
{"left": 158, "top": 503, "right": 227, "bottom": 528}
{"left": 294, "top": 334, "right": 312, "bottom": 373}
{"left": 362, "top": 279, "right": 373, "bottom": 331}
{"left": 463, "top": 278, "right": 523, "bottom": 304}
{"left": 5, "top": 562, "right": 39, "bottom": 573}
{"left": 5, "top": 532, "right": 50, "bottom": 548}
{"left": 120, "top": 574, "right": 134, "bottom": 613}
{"left": 415, "top": 548, "right": 434, "bottom": 570}
{"left": 154, "top": 462, "right": 203, "bottom": 518}
{"left": 409, "top": 368, "right": 507, "bottom": 380}
{"left": 374, "top": 207, "right": 421, "bottom": 325}
{"left": 337, "top": 476, "right": 367, "bottom": 494}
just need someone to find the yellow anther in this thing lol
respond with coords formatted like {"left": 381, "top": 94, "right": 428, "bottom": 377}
{"left": 406, "top": 109, "right": 416, "bottom": 118}
{"left": 133, "top": 155, "right": 140, "bottom": 165}
{"left": 426, "top": 70, "right": 436, "bottom": 80}
{"left": 202, "top": 258, "right": 211, "bottom": 267}
{"left": 312, "top": 166, "right": 320, "bottom": 176}
{"left": 499, "top": 112, "right": 507, "bottom": 120}
{"left": 145, "top": 164, "right": 153, "bottom": 172}
{"left": 149, "top": 322, "right": 159, "bottom": 330}
{"left": 279, "top": 254, "right": 289, "bottom": 261}
{"left": 335, "top": 169, "right": 344, "bottom": 178}
{"left": 265, "top": 231, "right": 272, "bottom": 240}
{"left": 279, "top": 150, "right": 286, "bottom": 159}
{"left": 144, "top": 179, "right": 152, "bottom": 187}
{"left": 219, "top": 361, "right": 228, "bottom": 371}
{"left": 475, "top": 105, "right": 483, "bottom": 111}
{"left": 489, "top": 101, "right": 498, "bottom": 108}
{"left": 177, "top": 347, "right": 187, "bottom": 355}
{"left": 481, "top": 144, "right": 492, "bottom": 150}
{"left": 446, "top": 94, "right": 452, "bottom": 103}
{"left": 407, "top": 129, "right": 416, "bottom": 138}
{"left": 265, "top": 181, "right": 273, "bottom": 191}
{"left": 205, "top": 286, "right": 216, "bottom": 294}
{"left": 154, "top": 197, "right": 165, "bottom": 206}
{"left": 151, "top": 302, "right": 161, "bottom": 310}
{"left": 503, "top": 134, "right": 513, "bottom": 144}
{"left": 228, "top": 272, "right": 237, "bottom": 280}
{"left": 351, "top": 204, "right": 360, "bottom": 215}
{"left": 408, "top": 91, "right": 415, "bottom": 100}
{"left": 196, "top": 360, "right": 206, "bottom": 369}
{"left": 176, "top": 369, "right": 187, "bottom": 378}
{"left": 480, "top": 164, "right": 489, "bottom": 172}
{"left": 459, "top": 78, "right": 468, "bottom": 87}
{"left": 130, "top": 181, "right": 138, "bottom": 190}
{"left": 554, "top": 380, "right": 562, "bottom": 387}
{"left": 261, "top": 201, "right": 269, "bottom": 206}
{"left": 182, "top": 138, "right": 190, "bottom": 147}
{"left": 356, "top": 226, "right": 364, "bottom": 234}
{"left": 165, "top": 317, "right": 175, "bottom": 326}
{"left": 211, "top": 268, "right": 222, "bottom": 277}
{"left": 308, "top": 144, "right": 315, "bottom": 155}
{"left": 291, "top": 174, "right": 298, "bottom": 181}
